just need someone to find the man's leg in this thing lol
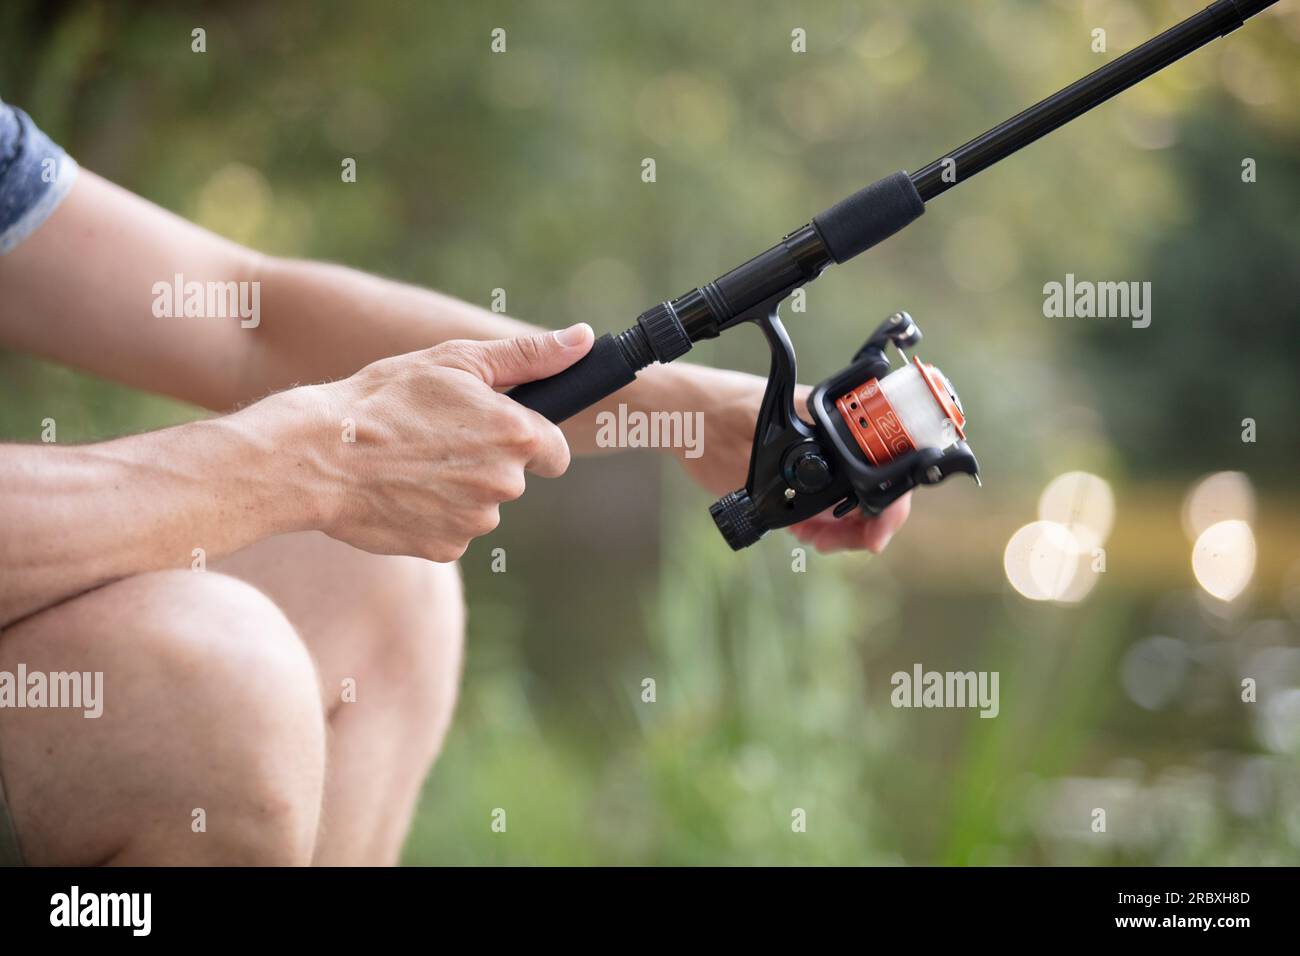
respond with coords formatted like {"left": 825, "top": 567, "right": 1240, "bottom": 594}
{"left": 0, "top": 535, "right": 461, "bottom": 865}
{"left": 215, "top": 532, "right": 465, "bottom": 865}
{"left": 0, "top": 570, "right": 327, "bottom": 865}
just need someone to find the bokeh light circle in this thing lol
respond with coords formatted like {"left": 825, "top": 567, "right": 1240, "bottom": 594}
{"left": 1038, "top": 471, "right": 1114, "bottom": 553}
{"left": 1120, "top": 636, "right": 1188, "bottom": 711}
{"left": 1004, "top": 521, "right": 1082, "bottom": 602}
{"left": 1182, "top": 471, "right": 1255, "bottom": 540}
{"left": 1192, "top": 520, "right": 1256, "bottom": 602}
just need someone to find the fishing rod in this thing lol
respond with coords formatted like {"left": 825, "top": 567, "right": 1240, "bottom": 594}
{"left": 507, "top": 0, "right": 1280, "bottom": 549}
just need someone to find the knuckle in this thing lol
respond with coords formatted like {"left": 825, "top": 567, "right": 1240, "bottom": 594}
{"left": 548, "top": 431, "right": 573, "bottom": 473}
{"left": 490, "top": 471, "right": 527, "bottom": 502}
{"left": 472, "top": 507, "right": 501, "bottom": 536}
{"left": 431, "top": 340, "right": 479, "bottom": 374}
{"left": 426, "top": 540, "right": 469, "bottom": 563}
{"left": 428, "top": 340, "right": 460, "bottom": 362}
{"left": 457, "top": 507, "right": 498, "bottom": 538}
{"left": 434, "top": 338, "right": 473, "bottom": 357}
{"left": 498, "top": 410, "right": 540, "bottom": 452}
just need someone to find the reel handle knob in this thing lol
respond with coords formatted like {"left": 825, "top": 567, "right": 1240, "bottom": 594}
{"left": 886, "top": 311, "right": 922, "bottom": 350}
{"left": 854, "top": 310, "right": 922, "bottom": 362}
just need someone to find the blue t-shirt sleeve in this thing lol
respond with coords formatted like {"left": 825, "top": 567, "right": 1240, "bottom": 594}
{"left": 0, "top": 98, "right": 79, "bottom": 255}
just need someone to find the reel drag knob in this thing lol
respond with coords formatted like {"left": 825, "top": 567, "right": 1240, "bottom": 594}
{"left": 709, "top": 489, "right": 767, "bottom": 551}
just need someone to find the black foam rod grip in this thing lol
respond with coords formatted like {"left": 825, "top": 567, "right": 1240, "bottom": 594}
{"left": 506, "top": 333, "right": 639, "bottom": 424}
{"left": 811, "top": 170, "right": 925, "bottom": 264}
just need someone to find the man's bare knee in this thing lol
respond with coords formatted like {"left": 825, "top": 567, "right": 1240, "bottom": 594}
{"left": 119, "top": 571, "right": 327, "bottom": 864}
{"left": 0, "top": 570, "right": 326, "bottom": 865}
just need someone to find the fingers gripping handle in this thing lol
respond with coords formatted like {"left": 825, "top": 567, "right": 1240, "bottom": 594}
{"left": 507, "top": 329, "right": 651, "bottom": 424}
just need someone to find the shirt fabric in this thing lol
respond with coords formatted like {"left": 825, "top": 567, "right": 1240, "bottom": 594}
{"left": 0, "top": 98, "right": 78, "bottom": 255}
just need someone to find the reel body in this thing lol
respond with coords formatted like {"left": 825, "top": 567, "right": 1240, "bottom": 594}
{"left": 708, "top": 305, "right": 979, "bottom": 550}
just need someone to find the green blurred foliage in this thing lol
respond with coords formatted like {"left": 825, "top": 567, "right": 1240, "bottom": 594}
{"left": 3, "top": 0, "right": 1298, "bottom": 864}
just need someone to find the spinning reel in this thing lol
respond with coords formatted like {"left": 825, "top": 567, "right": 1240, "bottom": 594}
{"left": 506, "top": 1, "right": 1275, "bottom": 548}
{"left": 708, "top": 306, "right": 978, "bottom": 550}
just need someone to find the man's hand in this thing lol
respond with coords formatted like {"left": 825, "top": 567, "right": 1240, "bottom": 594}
{"left": 299, "top": 324, "right": 595, "bottom": 563}
{"left": 0, "top": 323, "right": 596, "bottom": 624}
{"left": 663, "top": 365, "right": 912, "bottom": 554}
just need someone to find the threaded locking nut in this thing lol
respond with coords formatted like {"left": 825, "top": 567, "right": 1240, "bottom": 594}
{"left": 636, "top": 302, "right": 692, "bottom": 363}
{"left": 709, "top": 489, "right": 767, "bottom": 551}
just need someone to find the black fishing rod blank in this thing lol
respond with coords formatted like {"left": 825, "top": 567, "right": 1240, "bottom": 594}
{"left": 911, "top": 0, "right": 1277, "bottom": 201}
{"left": 508, "top": 0, "right": 1277, "bottom": 424}
{"left": 505, "top": 0, "right": 1279, "bottom": 549}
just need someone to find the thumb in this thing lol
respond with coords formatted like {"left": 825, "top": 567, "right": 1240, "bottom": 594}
{"left": 439, "top": 323, "right": 595, "bottom": 388}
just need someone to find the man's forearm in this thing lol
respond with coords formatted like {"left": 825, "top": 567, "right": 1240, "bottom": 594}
{"left": 0, "top": 171, "right": 735, "bottom": 456}
{"left": 0, "top": 389, "right": 328, "bottom": 627}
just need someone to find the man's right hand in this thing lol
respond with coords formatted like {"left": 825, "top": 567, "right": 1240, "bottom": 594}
{"left": 300, "top": 323, "right": 595, "bottom": 562}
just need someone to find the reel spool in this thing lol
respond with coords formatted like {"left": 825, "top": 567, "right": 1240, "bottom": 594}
{"left": 708, "top": 309, "right": 979, "bottom": 551}
{"left": 834, "top": 320, "right": 966, "bottom": 469}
